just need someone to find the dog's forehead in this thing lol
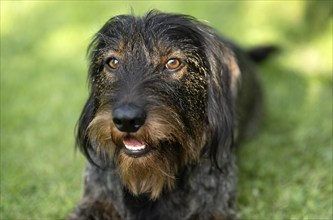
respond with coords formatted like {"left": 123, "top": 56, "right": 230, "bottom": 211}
{"left": 99, "top": 13, "right": 203, "bottom": 56}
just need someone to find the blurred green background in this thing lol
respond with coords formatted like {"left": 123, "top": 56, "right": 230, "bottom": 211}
{"left": 1, "top": 1, "right": 332, "bottom": 219}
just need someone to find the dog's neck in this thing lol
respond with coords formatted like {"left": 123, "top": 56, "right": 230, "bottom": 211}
{"left": 116, "top": 157, "right": 231, "bottom": 219}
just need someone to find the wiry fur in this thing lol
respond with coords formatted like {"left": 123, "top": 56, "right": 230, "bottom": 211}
{"left": 68, "top": 10, "right": 272, "bottom": 220}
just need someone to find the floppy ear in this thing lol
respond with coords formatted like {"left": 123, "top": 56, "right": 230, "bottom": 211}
{"left": 75, "top": 29, "right": 105, "bottom": 165}
{"left": 203, "top": 34, "right": 237, "bottom": 170}
{"left": 76, "top": 93, "right": 97, "bottom": 165}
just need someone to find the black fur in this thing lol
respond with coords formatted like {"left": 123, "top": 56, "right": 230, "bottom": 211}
{"left": 68, "top": 11, "right": 274, "bottom": 220}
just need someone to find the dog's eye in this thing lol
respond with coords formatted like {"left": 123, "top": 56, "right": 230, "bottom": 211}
{"left": 165, "top": 58, "right": 181, "bottom": 71}
{"left": 105, "top": 57, "right": 120, "bottom": 70}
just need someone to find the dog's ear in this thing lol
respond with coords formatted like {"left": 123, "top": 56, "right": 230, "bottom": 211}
{"left": 76, "top": 93, "right": 97, "bottom": 165}
{"left": 202, "top": 33, "right": 236, "bottom": 170}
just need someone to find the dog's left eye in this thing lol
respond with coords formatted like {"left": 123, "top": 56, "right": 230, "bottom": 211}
{"left": 105, "top": 57, "right": 120, "bottom": 71}
{"left": 165, "top": 58, "right": 182, "bottom": 71}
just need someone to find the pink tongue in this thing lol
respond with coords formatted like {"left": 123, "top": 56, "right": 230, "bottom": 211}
{"left": 123, "top": 138, "right": 144, "bottom": 147}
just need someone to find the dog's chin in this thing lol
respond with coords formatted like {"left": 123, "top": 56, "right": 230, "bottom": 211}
{"left": 115, "top": 140, "right": 180, "bottom": 200}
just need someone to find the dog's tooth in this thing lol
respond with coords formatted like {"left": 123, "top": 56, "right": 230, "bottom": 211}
{"left": 124, "top": 143, "right": 146, "bottom": 151}
{"left": 123, "top": 138, "right": 146, "bottom": 151}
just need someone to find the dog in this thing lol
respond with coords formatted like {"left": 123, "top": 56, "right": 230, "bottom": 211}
{"left": 68, "top": 10, "right": 275, "bottom": 220}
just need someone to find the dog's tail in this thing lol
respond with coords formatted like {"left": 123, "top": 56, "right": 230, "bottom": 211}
{"left": 247, "top": 45, "right": 279, "bottom": 64}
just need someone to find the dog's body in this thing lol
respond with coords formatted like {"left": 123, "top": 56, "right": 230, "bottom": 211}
{"left": 68, "top": 11, "right": 272, "bottom": 220}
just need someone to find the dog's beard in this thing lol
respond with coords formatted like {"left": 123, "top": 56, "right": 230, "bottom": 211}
{"left": 87, "top": 105, "right": 204, "bottom": 199}
{"left": 116, "top": 144, "right": 181, "bottom": 199}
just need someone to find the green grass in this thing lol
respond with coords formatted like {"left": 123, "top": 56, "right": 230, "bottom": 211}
{"left": 1, "top": 1, "right": 332, "bottom": 219}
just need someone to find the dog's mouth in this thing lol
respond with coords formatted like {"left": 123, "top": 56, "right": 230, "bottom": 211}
{"left": 123, "top": 137, "right": 151, "bottom": 157}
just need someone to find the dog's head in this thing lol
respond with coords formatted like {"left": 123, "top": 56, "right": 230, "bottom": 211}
{"left": 77, "top": 11, "right": 237, "bottom": 199}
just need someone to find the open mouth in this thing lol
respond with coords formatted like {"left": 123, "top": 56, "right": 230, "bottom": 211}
{"left": 123, "top": 137, "right": 151, "bottom": 157}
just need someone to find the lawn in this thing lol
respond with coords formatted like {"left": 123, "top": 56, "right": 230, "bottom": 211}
{"left": 1, "top": 1, "right": 332, "bottom": 219}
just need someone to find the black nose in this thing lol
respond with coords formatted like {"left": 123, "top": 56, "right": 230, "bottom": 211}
{"left": 112, "top": 104, "right": 146, "bottom": 133}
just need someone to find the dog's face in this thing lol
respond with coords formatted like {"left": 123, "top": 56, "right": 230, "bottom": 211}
{"left": 78, "top": 11, "right": 235, "bottom": 199}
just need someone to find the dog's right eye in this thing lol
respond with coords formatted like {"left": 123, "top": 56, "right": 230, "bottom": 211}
{"left": 105, "top": 57, "right": 120, "bottom": 71}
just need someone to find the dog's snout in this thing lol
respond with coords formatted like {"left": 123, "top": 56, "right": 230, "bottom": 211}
{"left": 112, "top": 104, "right": 146, "bottom": 133}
